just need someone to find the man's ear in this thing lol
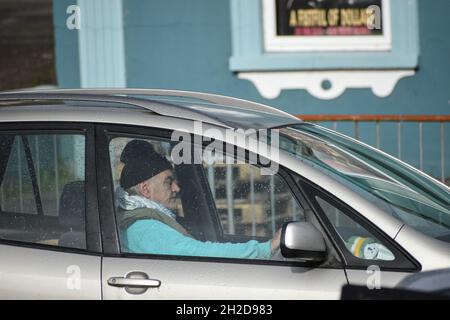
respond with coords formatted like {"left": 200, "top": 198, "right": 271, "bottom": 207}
{"left": 137, "top": 181, "right": 152, "bottom": 198}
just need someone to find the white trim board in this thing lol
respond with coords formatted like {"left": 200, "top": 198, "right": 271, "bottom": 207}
{"left": 78, "top": 0, "right": 126, "bottom": 88}
{"left": 238, "top": 70, "right": 415, "bottom": 100}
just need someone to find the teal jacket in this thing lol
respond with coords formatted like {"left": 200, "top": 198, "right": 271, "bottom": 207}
{"left": 121, "top": 219, "right": 272, "bottom": 260}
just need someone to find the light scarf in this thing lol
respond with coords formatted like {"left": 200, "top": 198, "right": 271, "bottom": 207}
{"left": 115, "top": 187, "right": 177, "bottom": 220}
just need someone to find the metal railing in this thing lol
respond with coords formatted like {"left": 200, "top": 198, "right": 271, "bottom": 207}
{"left": 297, "top": 115, "right": 450, "bottom": 184}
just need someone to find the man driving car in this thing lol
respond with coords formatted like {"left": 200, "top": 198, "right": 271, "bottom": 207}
{"left": 115, "top": 139, "right": 281, "bottom": 259}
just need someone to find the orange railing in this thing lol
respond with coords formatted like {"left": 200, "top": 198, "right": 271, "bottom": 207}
{"left": 297, "top": 115, "right": 450, "bottom": 122}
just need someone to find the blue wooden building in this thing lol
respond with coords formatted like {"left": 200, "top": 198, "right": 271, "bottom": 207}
{"left": 53, "top": 0, "right": 450, "bottom": 183}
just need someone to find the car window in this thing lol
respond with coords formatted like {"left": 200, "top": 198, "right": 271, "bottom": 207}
{"left": 202, "top": 152, "right": 305, "bottom": 238}
{"left": 315, "top": 196, "right": 395, "bottom": 261}
{"left": 279, "top": 124, "right": 450, "bottom": 243}
{"left": 108, "top": 134, "right": 304, "bottom": 262}
{"left": 0, "top": 133, "right": 86, "bottom": 249}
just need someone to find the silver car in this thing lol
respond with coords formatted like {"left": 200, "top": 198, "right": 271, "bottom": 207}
{"left": 0, "top": 89, "right": 448, "bottom": 299}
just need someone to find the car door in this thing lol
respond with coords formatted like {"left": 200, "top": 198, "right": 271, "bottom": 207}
{"left": 97, "top": 124, "right": 348, "bottom": 299}
{"left": 0, "top": 123, "right": 102, "bottom": 299}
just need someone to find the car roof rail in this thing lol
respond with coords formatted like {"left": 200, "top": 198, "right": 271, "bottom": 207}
{"left": 0, "top": 92, "right": 232, "bottom": 128}
{"left": 1, "top": 88, "right": 299, "bottom": 121}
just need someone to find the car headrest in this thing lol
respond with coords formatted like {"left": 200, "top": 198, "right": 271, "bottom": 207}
{"left": 59, "top": 181, "right": 85, "bottom": 228}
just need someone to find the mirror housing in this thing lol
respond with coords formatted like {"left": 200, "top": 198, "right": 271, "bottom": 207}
{"left": 281, "top": 222, "right": 327, "bottom": 262}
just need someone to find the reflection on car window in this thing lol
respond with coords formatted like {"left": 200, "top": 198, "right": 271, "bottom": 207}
{"left": 316, "top": 196, "right": 395, "bottom": 261}
{"left": 278, "top": 125, "right": 450, "bottom": 243}
{"left": 279, "top": 127, "right": 392, "bottom": 182}
{"left": 0, "top": 133, "right": 86, "bottom": 249}
{"left": 202, "top": 150, "right": 305, "bottom": 238}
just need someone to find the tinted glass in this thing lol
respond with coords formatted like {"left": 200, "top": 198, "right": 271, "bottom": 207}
{"left": 316, "top": 196, "right": 394, "bottom": 261}
{"left": 279, "top": 124, "right": 450, "bottom": 243}
{"left": 202, "top": 151, "right": 305, "bottom": 238}
{"left": 0, "top": 133, "right": 86, "bottom": 249}
{"left": 108, "top": 135, "right": 300, "bottom": 262}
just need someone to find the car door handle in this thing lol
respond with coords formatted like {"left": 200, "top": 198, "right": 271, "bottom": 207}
{"left": 108, "top": 277, "right": 161, "bottom": 288}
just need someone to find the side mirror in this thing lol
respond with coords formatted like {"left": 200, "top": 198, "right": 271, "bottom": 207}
{"left": 281, "top": 222, "right": 327, "bottom": 263}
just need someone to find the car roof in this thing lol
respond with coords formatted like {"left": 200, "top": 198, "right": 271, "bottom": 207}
{"left": 0, "top": 89, "right": 302, "bottom": 130}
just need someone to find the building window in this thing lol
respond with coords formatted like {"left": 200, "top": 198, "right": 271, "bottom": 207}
{"left": 229, "top": 0, "right": 419, "bottom": 71}
{"left": 229, "top": 0, "right": 419, "bottom": 99}
{"left": 263, "top": 0, "right": 392, "bottom": 52}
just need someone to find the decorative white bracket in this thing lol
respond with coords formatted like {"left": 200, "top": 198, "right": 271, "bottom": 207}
{"left": 238, "top": 70, "right": 415, "bottom": 100}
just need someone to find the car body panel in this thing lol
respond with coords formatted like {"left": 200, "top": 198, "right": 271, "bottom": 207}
{"left": 102, "top": 257, "right": 347, "bottom": 300}
{"left": 345, "top": 269, "right": 413, "bottom": 289}
{"left": 0, "top": 244, "right": 101, "bottom": 299}
{"left": 395, "top": 225, "right": 450, "bottom": 271}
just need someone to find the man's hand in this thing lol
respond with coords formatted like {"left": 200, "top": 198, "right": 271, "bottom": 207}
{"left": 270, "top": 228, "right": 282, "bottom": 254}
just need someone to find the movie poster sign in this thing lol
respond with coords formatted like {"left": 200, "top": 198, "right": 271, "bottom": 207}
{"left": 263, "top": 0, "right": 391, "bottom": 52}
{"left": 276, "top": 0, "right": 383, "bottom": 37}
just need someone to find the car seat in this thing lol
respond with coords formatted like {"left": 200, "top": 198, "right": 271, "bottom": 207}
{"left": 58, "top": 181, "right": 86, "bottom": 249}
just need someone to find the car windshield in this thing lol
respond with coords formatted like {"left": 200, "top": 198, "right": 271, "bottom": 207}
{"left": 277, "top": 124, "right": 450, "bottom": 243}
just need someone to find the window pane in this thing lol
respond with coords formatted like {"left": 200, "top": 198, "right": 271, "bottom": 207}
{"left": 109, "top": 136, "right": 287, "bottom": 261}
{"left": 280, "top": 124, "right": 450, "bottom": 243}
{"left": 316, "top": 196, "right": 394, "bottom": 261}
{"left": 203, "top": 152, "right": 305, "bottom": 238}
{"left": 0, "top": 134, "right": 86, "bottom": 249}
{"left": 1, "top": 137, "right": 37, "bottom": 214}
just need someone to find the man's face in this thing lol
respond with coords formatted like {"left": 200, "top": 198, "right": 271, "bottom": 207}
{"left": 138, "top": 169, "right": 180, "bottom": 210}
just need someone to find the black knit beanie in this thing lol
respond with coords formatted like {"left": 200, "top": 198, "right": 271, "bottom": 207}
{"left": 119, "top": 140, "right": 172, "bottom": 190}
